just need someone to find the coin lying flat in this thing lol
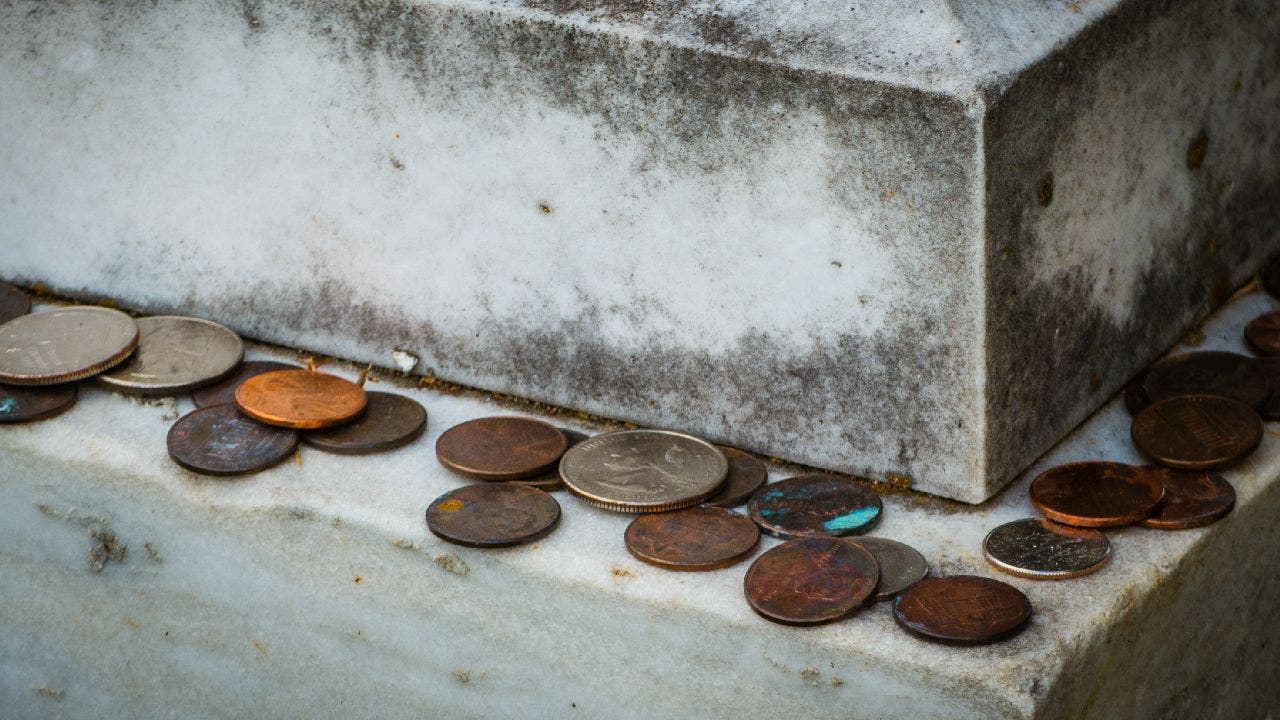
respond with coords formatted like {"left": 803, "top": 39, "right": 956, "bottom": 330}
{"left": 191, "top": 360, "right": 302, "bottom": 408}
{"left": 743, "top": 536, "right": 879, "bottom": 625}
{"left": 559, "top": 429, "right": 727, "bottom": 513}
{"left": 982, "top": 518, "right": 1111, "bottom": 580}
{"left": 303, "top": 391, "right": 427, "bottom": 455}
{"left": 847, "top": 537, "right": 929, "bottom": 601}
{"left": 1140, "top": 468, "right": 1236, "bottom": 530}
{"left": 702, "top": 446, "right": 767, "bottom": 508}
{"left": 1262, "top": 255, "right": 1280, "bottom": 299}
{"left": 98, "top": 316, "right": 244, "bottom": 395}
{"left": 1255, "top": 358, "right": 1280, "bottom": 421}
{"left": 0, "top": 282, "right": 31, "bottom": 324}
{"left": 893, "top": 576, "right": 1032, "bottom": 645}
{"left": 436, "top": 416, "right": 569, "bottom": 480}
{"left": 426, "top": 483, "right": 561, "bottom": 548}
{"left": 1123, "top": 368, "right": 1152, "bottom": 415}
{"left": 1244, "top": 311, "right": 1280, "bottom": 356}
{"left": 625, "top": 506, "right": 760, "bottom": 571}
{"left": 0, "top": 383, "right": 78, "bottom": 423}
{"left": 1131, "top": 395, "right": 1262, "bottom": 470}
{"left": 748, "top": 474, "right": 883, "bottom": 538}
{"left": 1029, "top": 462, "right": 1164, "bottom": 527}
{"left": 236, "top": 369, "right": 368, "bottom": 429}
{"left": 510, "top": 428, "right": 590, "bottom": 490}
{"left": 167, "top": 404, "right": 299, "bottom": 475}
{"left": 0, "top": 306, "right": 139, "bottom": 385}
{"left": 1142, "top": 351, "right": 1268, "bottom": 409}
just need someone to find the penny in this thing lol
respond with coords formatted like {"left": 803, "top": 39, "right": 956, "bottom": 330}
{"left": 1123, "top": 368, "right": 1151, "bottom": 415}
{"left": 1255, "top": 357, "right": 1280, "bottom": 420}
{"left": 893, "top": 575, "right": 1032, "bottom": 645}
{"left": 0, "top": 306, "right": 138, "bottom": 385}
{"left": 702, "top": 446, "right": 767, "bottom": 507}
{"left": 0, "top": 383, "right": 78, "bottom": 423}
{"left": 1261, "top": 254, "right": 1280, "bottom": 299}
{"left": 191, "top": 360, "right": 302, "bottom": 408}
{"left": 1028, "top": 462, "right": 1165, "bottom": 527}
{"left": 748, "top": 474, "right": 883, "bottom": 538}
{"left": 303, "top": 391, "right": 427, "bottom": 455}
{"left": 1140, "top": 468, "right": 1236, "bottom": 530}
{"left": 509, "top": 428, "right": 590, "bottom": 490}
{"left": 982, "top": 518, "right": 1111, "bottom": 580}
{"left": 1245, "top": 311, "right": 1280, "bottom": 356}
{"left": 425, "top": 483, "right": 561, "bottom": 548}
{"left": 436, "top": 416, "right": 569, "bottom": 480}
{"left": 98, "top": 316, "right": 244, "bottom": 395}
{"left": 624, "top": 506, "right": 760, "bottom": 571}
{"left": 166, "top": 404, "right": 299, "bottom": 475}
{"left": 743, "top": 536, "right": 879, "bottom": 625}
{"left": 1142, "top": 351, "right": 1269, "bottom": 409}
{"left": 0, "top": 282, "right": 31, "bottom": 324}
{"left": 559, "top": 429, "right": 728, "bottom": 512}
{"left": 847, "top": 537, "right": 929, "bottom": 601}
{"left": 1131, "top": 394, "right": 1262, "bottom": 470}
{"left": 235, "top": 369, "right": 368, "bottom": 429}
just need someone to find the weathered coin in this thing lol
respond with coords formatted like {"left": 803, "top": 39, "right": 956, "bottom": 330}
{"left": 1261, "top": 255, "right": 1280, "bottom": 299}
{"left": 425, "top": 483, "right": 561, "bottom": 548}
{"left": 236, "top": 369, "right": 368, "bottom": 429}
{"left": 743, "top": 536, "right": 879, "bottom": 625}
{"left": 436, "top": 416, "right": 568, "bottom": 480}
{"left": 167, "top": 404, "right": 299, "bottom": 475}
{"left": 748, "top": 474, "right": 882, "bottom": 538}
{"left": 1256, "top": 358, "right": 1280, "bottom": 420}
{"left": 0, "top": 383, "right": 77, "bottom": 423}
{"left": 893, "top": 575, "right": 1032, "bottom": 645}
{"left": 0, "top": 282, "right": 31, "bottom": 324}
{"left": 303, "top": 391, "right": 427, "bottom": 455}
{"left": 191, "top": 360, "right": 302, "bottom": 408}
{"left": 98, "top": 316, "right": 244, "bottom": 395}
{"left": 559, "top": 429, "right": 727, "bottom": 512}
{"left": 1131, "top": 394, "right": 1262, "bottom": 470}
{"left": 702, "top": 446, "right": 767, "bottom": 508}
{"left": 982, "top": 518, "right": 1111, "bottom": 580}
{"left": 1140, "top": 468, "right": 1236, "bottom": 529}
{"left": 0, "top": 306, "right": 138, "bottom": 385}
{"left": 509, "top": 428, "right": 590, "bottom": 490}
{"left": 847, "top": 537, "right": 929, "bottom": 600}
{"left": 1029, "top": 462, "right": 1165, "bottom": 527}
{"left": 1244, "top": 311, "right": 1280, "bottom": 356}
{"left": 1123, "top": 368, "right": 1152, "bottom": 415}
{"left": 625, "top": 506, "right": 760, "bottom": 571}
{"left": 1142, "top": 351, "right": 1268, "bottom": 409}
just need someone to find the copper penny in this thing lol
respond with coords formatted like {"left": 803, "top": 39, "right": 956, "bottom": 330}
{"left": 1256, "top": 358, "right": 1280, "bottom": 420}
{"left": 235, "top": 369, "right": 367, "bottom": 429}
{"left": 191, "top": 360, "right": 302, "bottom": 408}
{"left": 893, "top": 575, "right": 1032, "bottom": 645}
{"left": 702, "top": 446, "right": 767, "bottom": 507}
{"left": 167, "top": 404, "right": 299, "bottom": 475}
{"left": 1123, "top": 368, "right": 1151, "bottom": 415}
{"left": 425, "top": 483, "right": 561, "bottom": 548}
{"left": 509, "top": 428, "right": 589, "bottom": 490}
{"left": 748, "top": 474, "right": 882, "bottom": 538}
{"left": 1028, "top": 461, "right": 1165, "bottom": 527}
{"left": 0, "top": 383, "right": 77, "bottom": 423}
{"left": 1262, "top": 254, "right": 1280, "bottom": 299}
{"left": 625, "top": 506, "right": 760, "bottom": 571}
{"left": 437, "top": 416, "right": 569, "bottom": 480}
{"left": 847, "top": 537, "right": 930, "bottom": 601}
{"left": 1141, "top": 468, "right": 1236, "bottom": 529}
{"left": 303, "top": 391, "right": 427, "bottom": 455}
{"left": 1142, "top": 351, "right": 1268, "bottom": 409}
{"left": 1131, "top": 394, "right": 1263, "bottom": 470}
{"left": 743, "top": 536, "right": 879, "bottom": 625}
{"left": 1245, "top": 311, "right": 1280, "bottom": 356}
{"left": 0, "top": 282, "right": 31, "bottom": 324}
{"left": 982, "top": 518, "right": 1111, "bottom": 580}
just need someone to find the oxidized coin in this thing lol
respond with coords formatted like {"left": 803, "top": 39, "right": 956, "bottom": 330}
{"left": 558, "top": 429, "right": 728, "bottom": 513}
{"left": 436, "top": 416, "right": 569, "bottom": 480}
{"left": 847, "top": 537, "right": 929, "bottom": 601}
{"left": 1140, "top": 468, "right": 1236, "bottom": 529}
{"left": 1142, "top": 351, "right": 1269, "bottom": 409}
{"left": 982, "top": 518, "right": 1111, "bottom": 580}
{"left": 167, "top": 404, "right": 299, "bottom": 475}
{"left": 748, "top": 474, "right": 882, "bottom": 538}
{"left": 702, "top": 446, "right": 767, "bottom": 508}
{"left": 624, "top": 506, "right": 760, "bottom": 571}
{"left": 1029, "top": 462, "right": 1165, "bottom": 527}
{"left": 1123, "top": 368, "right": 1151, "bottom": 415}
{"left": 1131, "top": 394, "right": 1263, "bottom": 470}
{"left": 1255, "top": 358, "right": 1280, "bottom": 420}
{"left": 1261, "top": 254, "right": 1280, "bottom": 299}
{"left": 743, "top": 536, "right": 879, "bottom": 625}
{"left": 99, "top": 316, "right": 244, "bottom": 395}
{"left": 1244, "top": 311, "right": 1280, "bottom": 356}
{"left": 0, "top": 282, "right": 31, "bottom": 324}
{"left": 425, "top": 483, "right": 561, "bottom": 548}
{"left": 510, "top": 428, "right": 590, "bottom": 490}
{"left": 0, "top": 306, "right": 138, "bottom": 385}
{"left": 191, "top": 360, "right": 301, "bottom": 408}
{"left": 0, "top": 383, "right": 78, "bottom": 423}
{"left": 235, "top": 369, "right": 368, "bottom": 429}
{"left": 303, "top": 391, "right": 427, "bottom": 455}
{"left": 893, "top": 575, "right": 1032, "bottom": 645}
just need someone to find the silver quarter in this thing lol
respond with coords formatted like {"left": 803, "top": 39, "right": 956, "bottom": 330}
{"left": 847, "top": 537, "right": 929, "bottom": 601}
{"left": 99, "top": 316, "right": 243, "bottom": 395}
{"left": 983, "top": 517, "right": 1111, "bottom": 580}
{"left": 0, "top": 306, "right": 139, "bottom": 385}
{"left": 559, "top": 429, "right": 728, "bottom": 512}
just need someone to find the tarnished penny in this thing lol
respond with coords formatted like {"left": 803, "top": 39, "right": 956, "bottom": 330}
{"left": 191, "top": 360, "right": 302, "bottom": 408}
{"left": 0, "top": 383, "right": 77, "bottom": 423}
{"left": 893, "top": 575, "right": 1032, "bottom": 645}
{"left": 1255, "top": 358, "right": 1280, "bottom": 420}
{"left": 99, "top": 316, "right": 244, "bottom": 395}
{"left": 436, "top": 416, "right": 569, "bottom": 480}
{"left": 0, "top": 282, "right": 31, "bottom": 324}
{"left": 1261, "top": 254, "right": 1280, "bottom": 299}
{"left": 748, "top": 474, "right": 883, "bottom": 538}
{"left": 982, "top": 518, "right": 1111, "bottom": 580}
{"left": 1029, "top": 462, "right": 1165, "bottom": 527}
{"left": 0, "top": 307, "right": 138, "bottom": 385}
{"left": 1131, "top": 394, "right": 1262, "bottom": 470}
{"left": 425, "top": 483, "right": 561, "bottom": 548}
{"left": 559, "top": 429, "right": 728, "bottom": 513}
{"left": 702, "top": 446, "right": 767, "bottom": 507}
{"left": 743, "top": 536, "right": 879, "bottom": 625}
{"left": 303, "top": 391, "right": 427, "bottom": 455}
{"left": 1244, "top": 311, "right": 1280, "bottom": 356}
{"left": 510, "top": 429, "right": 590, "bottom": 490}
{"left": 1123, "top": 368, "right": 1151, "bottom": 415}
{"left": 847, "top": 537, "right": 929, "bottom": 601}
{"left": 1142, "top": 351, "right": 1269, "bottom": 409}
{"left": 167, "top": 404, "right": 299, "bottom": 475}
{"left": 235, "top": 369, "right": 368, "bottom": 429}
{"left": 625, "top": 506, "right": 760, "bottom": 571}
{"left": 1141, "top": 468, "right": 1236, "bottom": 529}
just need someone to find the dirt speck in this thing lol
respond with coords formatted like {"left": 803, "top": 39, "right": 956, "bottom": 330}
{"left": 611, "top": 566, "right": 636, "bottom": 579}
{"left": 87, "top": 528, "right": 127, "bottom": 572}
{"left": 434, "top": 553, "right": 470, "bottom": 576}
{"left": 252, "top": 638, "right": 268, "bottom": 655}
{"left": 800, "top": 667, "right": 822, "bottom": 687}
{"left": 1187, "top": 131, "right": 1208, "bottom": 170}
{"left": 392, "top": 538, "right": 420, "bottom": 552}
{"left": 144, "top": 542, "right": 163, "bottom": 563}
{"left": 390, "top": 157, "right": 405, "bottom": 171}
{"left": 34, "top": 685, "right": 63, "bottom": 699}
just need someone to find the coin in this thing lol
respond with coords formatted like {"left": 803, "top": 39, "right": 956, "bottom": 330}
{"left": 702, "top": 446, "right": 767, "bottom": 507}
{"left": 1140, "top": 468, "right": 1236, "bottom": 529}
{"left": 1131, "top": 394, "right": 1263, "bottom": 470}
{"left": 1261, "top": 254, "right": 1280, "bottom": 299}
{"left": 425, "top": 483, "right": 561, "bottom": 547}
{"left": 509, "top": 428, "right": 590, "bottom": 490}
{"left": 235, "top": 369, "right": 368, "bottom": 429}
{"left": 1255, "top": 358, "right": 1280, "bottom": 420}
{"left": 98, "top": 316, "right": 244, "bottom": 395}
{"left": 558, "top": 429, "right": 728, "bottom": 512}
{"left": 0, "top": 282, "right": 31, "bottom": 324}
{"left": 624, "top": 506, "right": 760, "bottom": 571}
{"left": 1142, "top": 351, "right": 1269, "bottom": 409}
{"left": 1028, "top": 462, "right": 1164, "bottom": 527}
{"left": 0, "top": 306, "right": 138, "bottom": 385}
{"left": 893, "top": 575, "right": 1032, "bottom": 645}
{"left": 0, "top": 383, "right": 78, "bottom": 423}
{"left": 847, "top": 537, "right": 929, "bottom": 600}
{"left": 191, "top": 360, "right": 302, "bottom": 408}
{"left": 1123, "top": 368, "right": 1151, "bottom": 415}
{"left": 743, "top": 536, "right": 879, "bottom": 625}
{"left": 303, "top": 391, "right": 427, "bottom": 455}
{"left": 1244, "top": 311, "right": 1280, "bottom": 356}
{"left": 748, "top": 474, "right": 883, "bottom": 538}
{"left": 982, "top": 518, "right": 1111, "bottom": 580}
{"left": 436, "top": 416, "right": 568, "bottom": 480}
{"left": 166, "top": 404, "right": 299, "bottom": 475}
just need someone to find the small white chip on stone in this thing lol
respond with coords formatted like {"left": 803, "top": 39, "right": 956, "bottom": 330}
{"left": 392, "top": 349, "right": 419, "bottom": 374}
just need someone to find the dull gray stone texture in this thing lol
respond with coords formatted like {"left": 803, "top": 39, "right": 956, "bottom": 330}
{"left": 0, "top": 0, "right": 1277, "bottom": 502}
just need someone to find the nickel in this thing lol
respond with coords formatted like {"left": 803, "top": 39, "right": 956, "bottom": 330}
{"left": 982, "top": 518, "right": 1111, "bottom": 580}
{"left": 743, "top": 536, "right": 879, "bottom": 625}
{"left": 847, "top": 537, "right": 929, "bottom": 601}
{"left": 748, "top": 474, "right": 882, "bottom": 538}
{"left": 1131, "top": 394, "right": 1262, "bottom": 470}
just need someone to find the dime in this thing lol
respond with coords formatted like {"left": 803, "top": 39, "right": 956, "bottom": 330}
{"left": 743, "top": 536, "right": 879, "bottom": 625}
{"left": 982, "top": 518, "right": 1111, "bottom": 580}
{"left": 558, "top": 429, "right": 728, "bottom": 513}
{"left": 1140, "top": 468, "right": 1236, "bottom": 530}
{"left": 509, "top": 429, "right": 590, "bottom": 490}
{"left": 98, "top": 316, "right": 244, "bottom": 395}
{"left": 1256, "top": 358, "right": 1280, "bottom": 420}
{"left": 436, "top": 416, "right": 569, "bottom": 480}
{"left": 1142, "top": 351, "right": 1268, "bottom": 409}
{"left": 166, "top": 404, "right": 299, "bottom": 475}
{"left": 1131, "top": 394, "right": 1262, "bottom": 470}
{"left": 702, "top": 446, "right": 767, "bottom": 507}
{"left": 0, "top": 383, "right": 77, "bottom": 423}
{"left": 303, "top": 391, "right": 427, "bottom": 455}
{"left": 0, "top": 306, "right": 138, "bottom": 385}
{"left": 1244, "top": 311, "right": 1280, "bottom": 356}
{"left": 846, "top": 537, "right": 929, "bottom": 601}
{"left": 624, "top": 506, "right": 760, "bottom": 571}
{"left": 1261, "top": 254, "right": 1280, "bottom": 299}
{"left": 1123, "top": 368, "right": 1151, "bottom": 415}
{"left": 893, "top": 575, "right": 1032, "bottom": 645}
{"left": 191, "top": 360, "right": 302, "bottom": 408}
{"left": 748, "top": 474, "right": 882, "bottom": 538}
{"left": 235, "top": 369, "right": 368, "bottom": 429}
{"left": 1029, "top": 462, "right": 1165, "bottom": 527}
{"left": 0, "top": 282, "right": 31, "bottom": 324}
{"left": 425, "top": 483, "right": 561, "bottom": 548}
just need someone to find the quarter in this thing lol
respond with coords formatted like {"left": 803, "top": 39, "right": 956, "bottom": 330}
{"left": 1244, "top": 311, "right": 1280, "bottom": 356}
{"left": 0, "top": 383, "right": 77, "bottom": 423}
{"left": 846, "top": 537, "right": 929, "bottom": 600}
{"left": 1028, "top": 461, "right": 1165, "bottom": 527}
{"left": 743, "top": 536, "right": 879, "bottom": 625}
{"left": 748, "top": 474, "right": 883, "bottom": 538}
{"left": 425, "top": 483, "right": 561, "bottom": 548}
{"left": 303, "top": 391, "right": 427, "bottom": 455}
{"left": 893, "top": 575, "right": 1032, "bottom": 645}
{"left": 1140, "top": 468, "right": 1236, "bottom": 529}
{"left": 558, "top": 429, "right": 728, "bottom": 512}
{"left": 1131, "top": 394, "right": 1262, "bottom": 470}
{"left": 436, "top": 416, "right": 569, "bottom": 480}
{"left": 191, "top": 360, "right": 302, "bottom": 408}
{"left": 624, "top": 506, "right": 760, "bottom": 571}
{"left": 235, "top": 369, "right": 368, "bottom": 429}
{"left": 702, "top": 446, "right": 767, "bottom": 507}
{"left": 167, "top": 404, "right": 299, "bottom": 475}
{"left": 1142, "top": 351, "right": 1268, "bottom": 409}
{"left": 982, "top": 518, "right": 1111, "bottom": 580}
{"left": 99, "top": 316, "right": 244, "bottom": 395}
{"left": 0, "top": 306, "right": 138, "bottom": 385}
{"left": 0, "top": 282, "right": 31, "bottom": 324}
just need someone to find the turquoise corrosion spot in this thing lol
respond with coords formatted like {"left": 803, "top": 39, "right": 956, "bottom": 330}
{"left": 821, "top": 506, "right": 879, "bottom": 532}
{"left": 0, "top": 397, "right": 17, "bottom": 415}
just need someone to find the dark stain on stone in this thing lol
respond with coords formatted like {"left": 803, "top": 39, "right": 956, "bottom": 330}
{"left": 1187, "top": 130, "right": 1208, "bottom": 171}
{"left": 1037, "top": 172, "right": 1054, "bottom": 207}
{"left": 389, "top": 156, "right": 405, "bottom": 170}
{"left": 240, "top": 0, "right": 265, "bottom": 32}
